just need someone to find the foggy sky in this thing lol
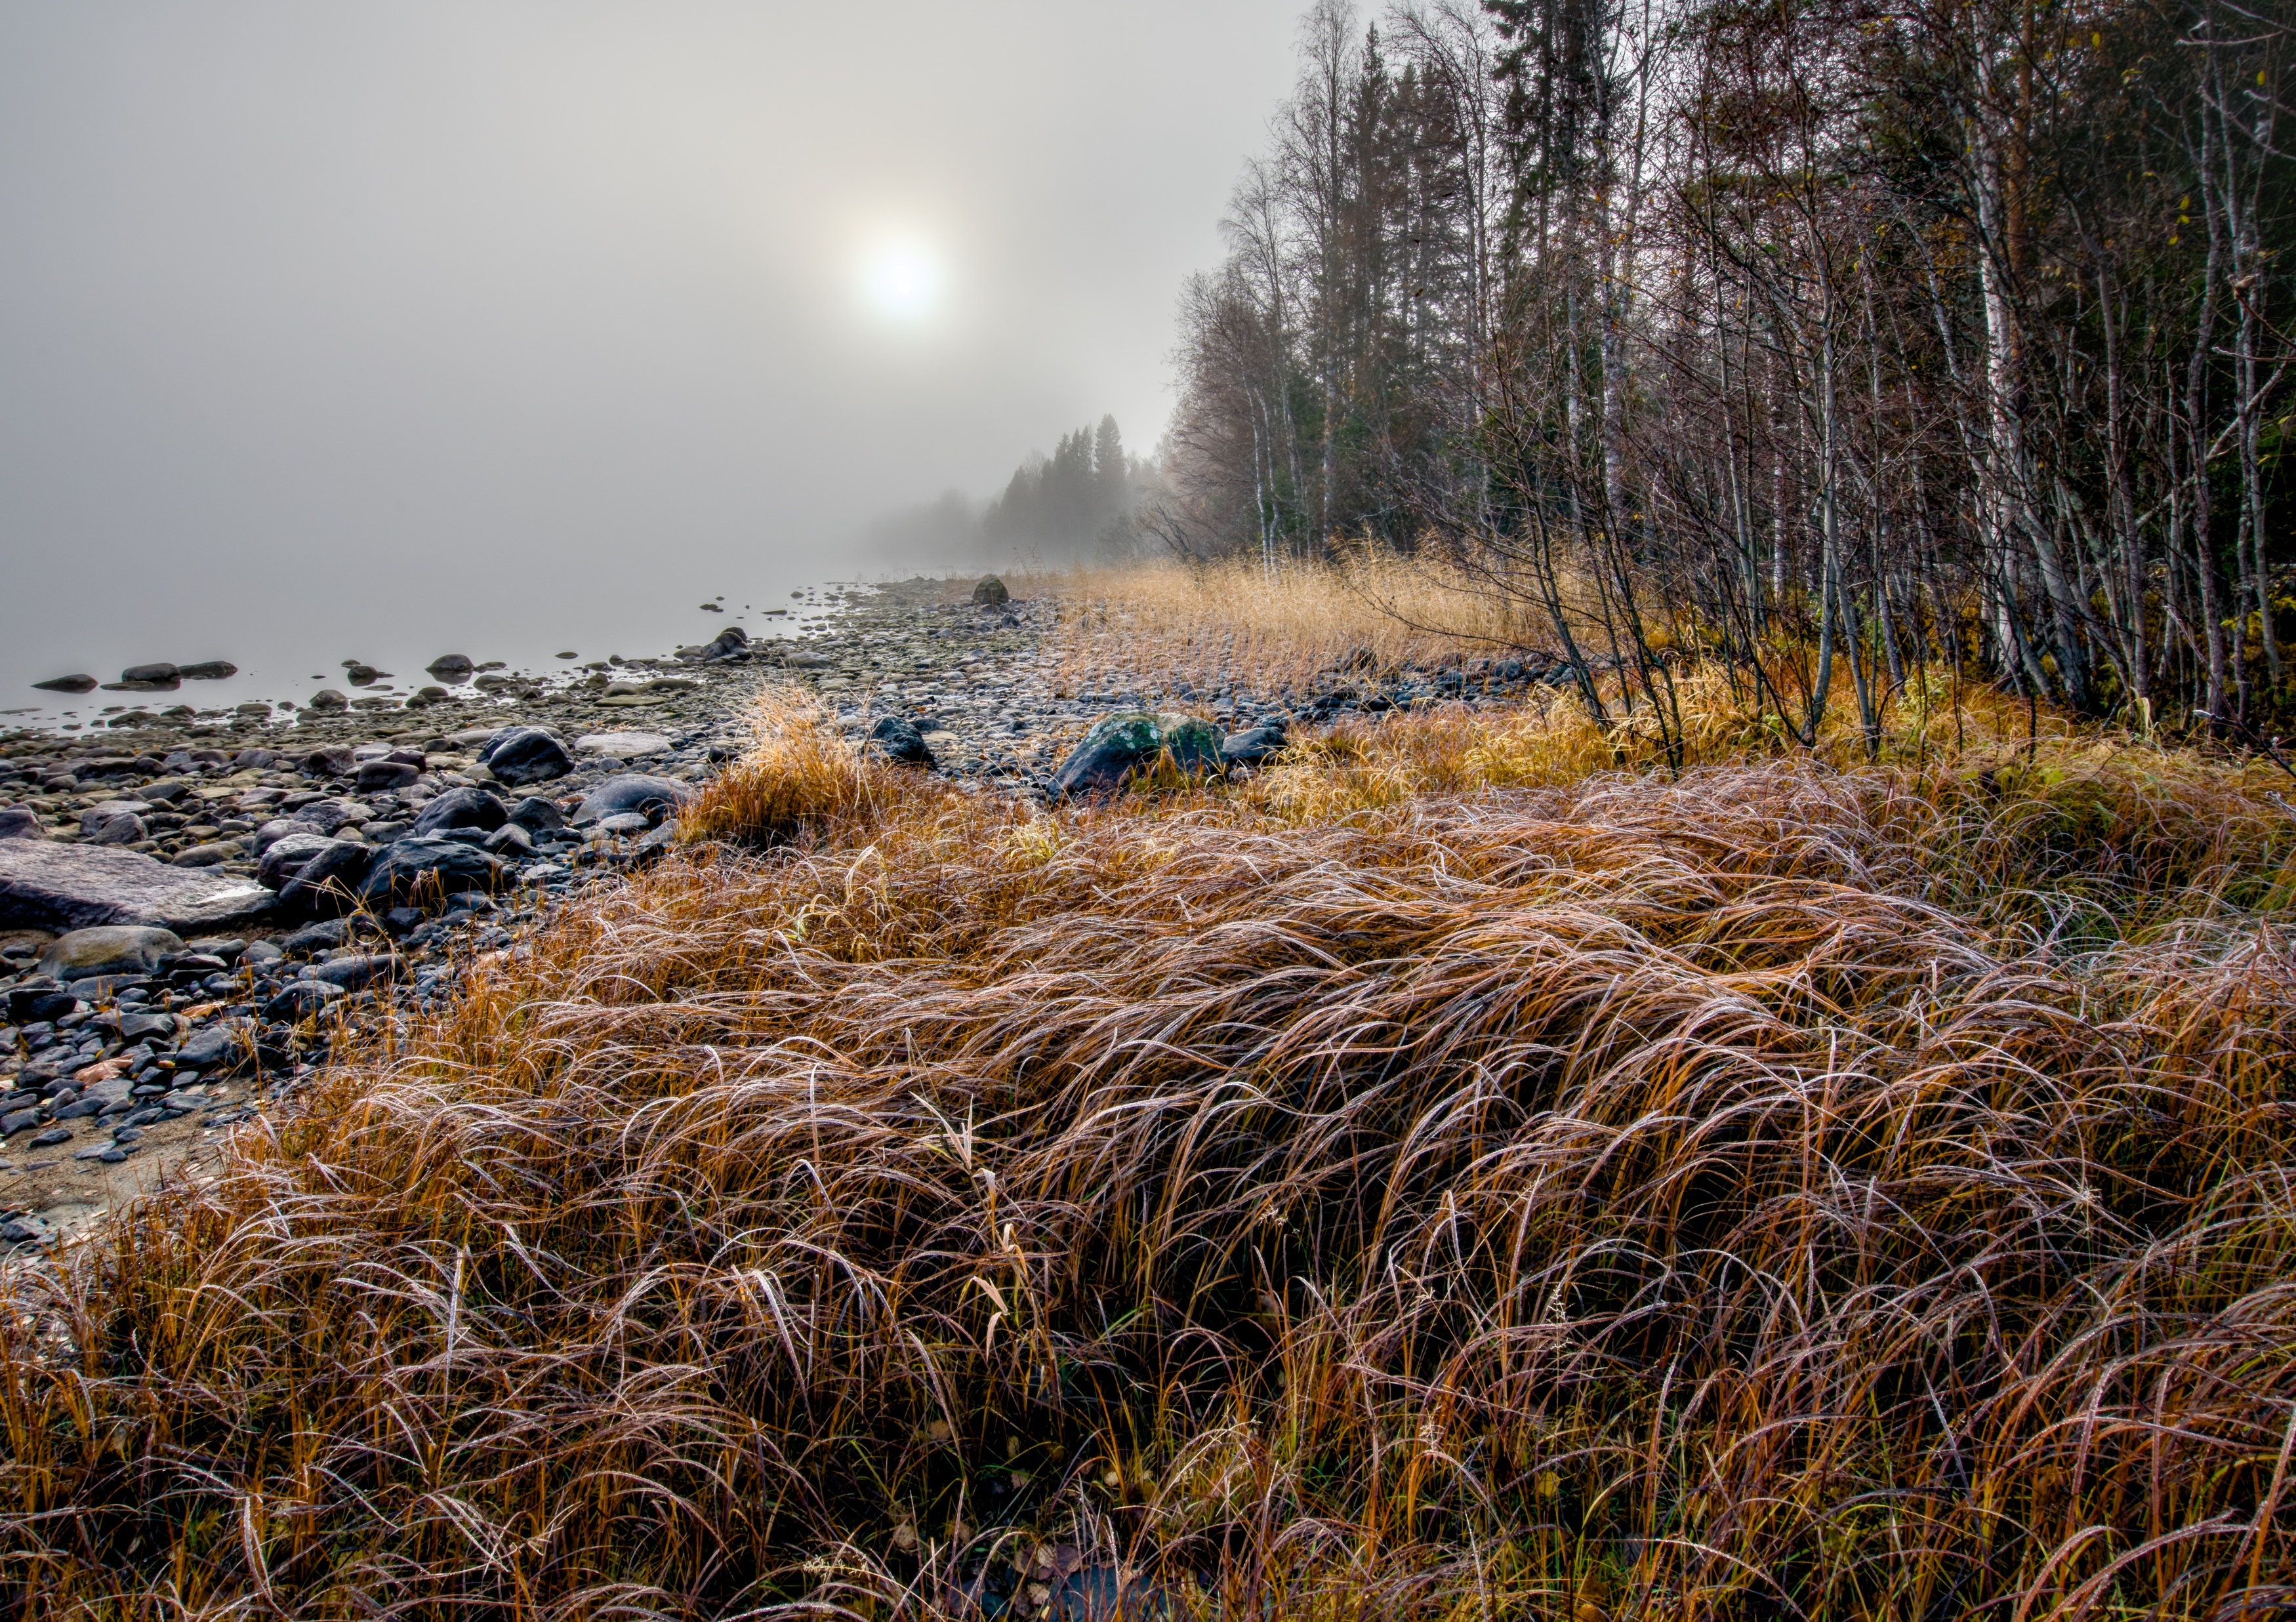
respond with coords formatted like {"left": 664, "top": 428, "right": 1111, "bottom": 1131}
{"left": 0, "top": 1, "right": 1302, "bottom": 704}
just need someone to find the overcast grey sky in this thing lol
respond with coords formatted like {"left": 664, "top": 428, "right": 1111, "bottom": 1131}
{"left": 0, "top": 1, "right": 1302, "bottom": 708}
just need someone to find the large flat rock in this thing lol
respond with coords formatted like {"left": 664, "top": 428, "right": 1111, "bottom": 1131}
{"left": 0, "top": 840, "right": 275, "bottom": 932}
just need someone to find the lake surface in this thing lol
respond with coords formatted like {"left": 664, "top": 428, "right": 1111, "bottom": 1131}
{"left": 0, "top": 564, "right": 873, "bottom": 734}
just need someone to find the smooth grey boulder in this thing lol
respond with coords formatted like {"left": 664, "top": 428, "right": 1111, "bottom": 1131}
{"left": 358, "top": 840, "right": 506, "bottom": 910}
{"left": 573, "top": 774, "right": 694, "bottom": 826}
{"left": 252, "top": 819, "right": 315, "bottom": 855}
{"left": 480, "top": 726, "right": 575, "bottom": 786}
{"left": 1051, "top": 712, "right": 1225, "bottom": 800}
{"left": 174, "top": 1021, "right": 253, "bottom": 1072}
{"left": 410, "top": 785, "right": 506, "bottom": 837}
{"left": 355, "top": 758, "right": 420, "bottom": 792}
{"left": 117, "top": 1010, "right": 178, "bottom": 1044}
{"left": 257, "top": 832, "right": 335, "bottom": 889}
{"left": 36, "top": 925, "right": 184, "bottom": 982}
{"left": 0, "top": 807, "right": 45, "bottom": 840}
{"left": 80, "top": 801, "right": 151, "bottom": 843}
{"left": 0, "top": 841, "right": 274, "bottom": 931}
{"left": 288, "top": 798, "right": 369, "bottom": 837}
{"left": 574, "top": 731, "right": 668, "bottom": 759}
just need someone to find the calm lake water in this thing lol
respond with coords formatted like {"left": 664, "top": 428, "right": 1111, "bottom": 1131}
{"left": 0, "top": 565, "right": 871, "bottom": 735}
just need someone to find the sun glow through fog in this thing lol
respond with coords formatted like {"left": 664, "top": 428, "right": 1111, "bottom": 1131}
{"left": 861, "top": 241, "right": 941, "bottom": 321}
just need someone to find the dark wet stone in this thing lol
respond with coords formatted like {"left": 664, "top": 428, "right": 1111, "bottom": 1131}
{"left": 480, "top": 727, "right": 575, "bottom": 786}
{"left": 117, "top": 1011, "right": 176, "bottom": 1044}
{"left": 506, "top": 796, "right": 565, "bottom": 834}
{"left": 276, "top": 840, "right": 379, "bottom": 916}
{"left": 173, "top": 1021, "right": 252, "bottom": 1072}
{"left": 864, "top": 716, "right": 934, "bottom": 767}
{"left": 178, "top": 661, "right": 237, "bottom": 681}
{"left": 409, "top": 785, "right": 506, "bottom": 837}
{"left": 358, "top": 840, "right": 506, "bottom": 910}
{"left": 257, "top": 832, "right": 337, "bottom": 891}
{"left": 31, "top": 674, "right": 97, "bottom": 694}
{"left": 263, "top": 981, "right": 344, "bottom": 1022}
{"left": 306, "top": 953, "right": 405, "bottom": 991}
{"left": 355, "top": 759, "right": 420, "bottom": 792}
{"left": 1220, "top": 723, "right": 1289, "bottom": 767}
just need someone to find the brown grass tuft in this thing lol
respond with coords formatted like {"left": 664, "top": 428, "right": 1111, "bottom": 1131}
{"left": 2, "top": 697, "right": 2293, "bottom": 1618}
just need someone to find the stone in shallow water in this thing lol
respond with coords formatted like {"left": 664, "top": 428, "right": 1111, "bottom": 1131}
{"left": 31, "top": 674, "right": 96, "bottom": 694}
{"left": 178, "top": 660, "right": 237, "bottom": 681}
{"left": 0, "top": 841, "right": 274, "bottom": 932}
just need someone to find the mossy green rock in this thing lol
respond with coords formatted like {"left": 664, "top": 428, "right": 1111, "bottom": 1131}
{"left": 1052, "top": 712, "right": 1223, "bottom": 800}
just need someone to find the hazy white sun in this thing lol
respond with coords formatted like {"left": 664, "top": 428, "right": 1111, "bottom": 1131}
{"left": 863, "top": 243, "right": 941, "bottom": 321}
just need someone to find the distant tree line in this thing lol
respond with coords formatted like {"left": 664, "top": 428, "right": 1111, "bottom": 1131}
{"left": 981, "top": 414, "right": 1142, "bottom": 555}
{"left": 1158, "top": 0, "right": 2293, "bottom": 742}
{"left": 857, "top": 414, "right": 1148, "bottom": 567}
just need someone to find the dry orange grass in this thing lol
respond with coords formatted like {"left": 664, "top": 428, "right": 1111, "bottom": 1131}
{"left": 2, "top": 700, "right": 2293, "bottom": 1619}
{"left": 1024, "top": 556, "right": 1534, "bottom": 697}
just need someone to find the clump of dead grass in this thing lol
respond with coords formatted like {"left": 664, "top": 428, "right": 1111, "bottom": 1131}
{"left": 1, "top": 698, "right": 2293, "bottom": 1619}
{"left": 1025, "top": 556, "right": 1529, "bottom": 698}
{"left": 681, "top": 690, "right": 935, "bottom": 849}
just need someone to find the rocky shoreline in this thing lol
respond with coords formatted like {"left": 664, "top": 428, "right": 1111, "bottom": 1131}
{"left": 0, "top": 573, "right": 1568, "bottom": 1247}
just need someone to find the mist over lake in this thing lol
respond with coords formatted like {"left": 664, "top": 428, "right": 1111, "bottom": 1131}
{"left": 0, "top": 1, "right": 1300, "bottom": 712}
